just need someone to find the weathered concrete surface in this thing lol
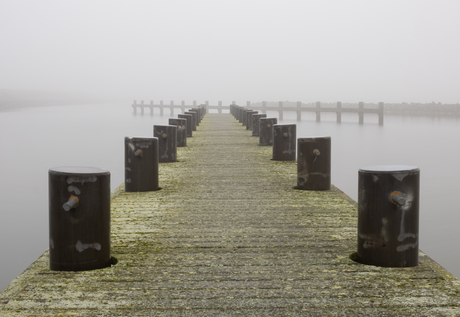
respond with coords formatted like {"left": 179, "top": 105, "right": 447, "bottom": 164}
{"left": 1, "top": 113, "right": 460, "bottom": 316}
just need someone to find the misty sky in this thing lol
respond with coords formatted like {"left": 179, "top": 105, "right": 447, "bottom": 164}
{"left": 1, "top": 0, "right": 459, "bottom": 103}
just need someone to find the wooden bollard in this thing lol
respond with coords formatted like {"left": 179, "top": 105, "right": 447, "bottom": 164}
{"left": 124, "top": 137, "right": 159, "bottom": 192}
{"left": 356, "top": 165, "right": 420, "bottom": 267}
{"left": 272, "top": 124, "right": 296, "bottom": 161}
{"left": 49, "top": 167, "right": 111, "bottom": 271}
{"left": 153, "top": 125, "right": 177, "bottom": 162}
{"left": 259, "top": 118, "right": 277, "bottom": 146}
{"left": 297, "top": 137, "right": 331, "bottom": 190}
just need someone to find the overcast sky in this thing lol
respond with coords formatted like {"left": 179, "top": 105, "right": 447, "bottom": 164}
{"left": 1, "top": 0, "right": 459, "bottom": 103}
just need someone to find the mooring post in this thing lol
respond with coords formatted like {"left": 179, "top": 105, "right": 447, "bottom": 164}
{"left": 178, "top": 114, "right": 193, "bottom": 137}
{"left": 296, "top": 101, "right": 301, "bottom": 121}
{"left": 125, "top": 137, "right": 159, "bottom": 192}
{"left": 259, "top": 117, "right": 278, "bottom": 146}
{"left": 237, "top": 107, "right": 244, "bottom": 123}
{"left": 49, "top": 166, "right": 111, "bottom": 271}
{"left": 356, "top": 165, "right": 420, "bottom": 267}
{"left": 205, "top": 101, "right": 209, "bottom": 114}
{"left": 169, "top": 118, "right": 187, "bottom": 147}
{"left": 240, "top": 109, "right": 247, "bottom": 125}
{"left": 315, "top": 102, "right": 321, "bottom": 122}
{"left": 184, "top": 111, "right": 198, "bottom": 131}
{"left": 242, "top": 109, "right": 252, "bottom": 127}
{"left": 252, "top": 114, "right": 267, "bottom": 136}
{"left": 153, "top": 125, "right": 177, "bottom": 162}
{"left": 272, "top": 124, "right": 296, "bottom": 161}
{"left": 359, "top": 101, "right": 364, "bottom": 124}
{"left": 246, "top": 110, "right": 258, "bottom": 130}
{"left": 379, "top": 102, "right": 384, "bottom": 125}
{"left": 297, "top": 137, "right": 331, "bottom": 190}
{"left": 193, "top": 101, "right": 197, "bottom": 107}
{"left": 336, "top": 102, "right": 342, "bottom": 123}
{"left": 278, "top": 101, "right": 284, "bottom": 121}
{"left": 132, "top": 100, "right": 137, "bottom": 114}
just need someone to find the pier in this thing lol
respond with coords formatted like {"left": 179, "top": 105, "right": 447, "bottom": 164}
{"left": 132, "top": 100, "right": 384, "bottom": 124}
{"left": 1, "top": 113, "right": 459, "bottom": 315}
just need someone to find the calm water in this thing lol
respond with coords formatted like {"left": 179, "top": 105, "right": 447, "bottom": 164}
{"left": 0, "top": 104, "right": 459, "bottom": 291}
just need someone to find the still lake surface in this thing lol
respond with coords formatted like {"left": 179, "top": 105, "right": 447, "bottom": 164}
{"left": 1, "top": 103, "right": 459, "bottom": 291}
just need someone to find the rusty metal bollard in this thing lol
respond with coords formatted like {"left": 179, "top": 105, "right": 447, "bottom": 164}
{"left": 252, "top": 114, "right": 267, "bottom": 136}
{"left": 125, "top": 137, "right": 159, "bottom": 192}
{"left": 178, "top": 114, "right": 193, "bottom": 137}
{"left": 272, "top": 124, "right": 296, "bottom": 161}
{"left": 49, "top": 166, "right": 111, "bottom": 271}
{"left": 259, "top": 117, "right": 278, "bottom": 146}
{"left": 297, "top": 137, "right": 331, "bottom": 190}
{"left": 169, "top": 118, "right": 187, "bottom": 147}
{"left": 355, "top": 165, "right": 420, "bottom": 267}
{"left": 153, "top": 125, "right": 177, "bottom": 162}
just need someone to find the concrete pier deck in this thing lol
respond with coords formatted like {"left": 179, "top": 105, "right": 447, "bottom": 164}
{"left": 1, "top": 113, "right": 460, "bottom": 316}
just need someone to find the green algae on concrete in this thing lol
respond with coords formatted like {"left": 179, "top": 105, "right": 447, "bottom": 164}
{"left": 1, "top": 113, "right": 460, "bottom": 316}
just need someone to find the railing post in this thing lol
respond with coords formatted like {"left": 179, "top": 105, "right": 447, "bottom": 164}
{"left": 160, "top": 100, "right": 164, "bottom": 116}
{"left": 181, "top": 100, "right": 185, "bottom": 114}
{"left": 149, "top": 100, "right": 154, "bottom": 115}
{"left": 336, "top": 102, "right": 342, "bottom": 123}
{"left": 132, "top": 100, "right": 137, "bottom": 114}
{"left": 170, "top": 100, "right": 174, "bottom": 116}
{"left": 356, "top": 165, "right": 420, "bottom": 267}
{"left": 262, "top": 101, "right": 267, "bottom": 114}
{"left": 296, "top": 101, "right": 301, "bottom": 121}
{"left": 379, "top": 102, "right": 384, "bottom": 125}
{"left": 315, "top": 101, "right": 321, "bottom": 122}
{"left": 140, "top": 100, "right": 145, "bottom": 115}
{"left": 359, "top": 101, "right": 364, "bottom": 124}
{"left": 278, "top": 101, "right": 284, "bottom": 121}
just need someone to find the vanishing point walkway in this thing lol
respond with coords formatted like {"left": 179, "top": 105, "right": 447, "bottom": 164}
{"left": 1, "top": 113, "right": 460, "bottom": 316}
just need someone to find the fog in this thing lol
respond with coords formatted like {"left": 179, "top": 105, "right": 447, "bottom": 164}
{"left": 1, "top": 0, "right": 460, "bottom": 104}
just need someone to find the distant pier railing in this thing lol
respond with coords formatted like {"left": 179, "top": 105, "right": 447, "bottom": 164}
{"left": 132, "top": 100, "right": 384, "bottom": 124}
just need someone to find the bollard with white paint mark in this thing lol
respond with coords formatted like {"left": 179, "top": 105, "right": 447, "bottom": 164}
{"left": 259, "top": 118, "right": 278, "bottom": 146}
{"left": 356, "top": 165, "right": 420, "bottom": 267}
{"left": 124, "top": 137, "right": 159, "bottom": 192}
{"left": 169, "top": 118, "right": 187, "bottom": 147}
{"left": 297, "top": 137, "right": 331, "bottom": 190}
{"left": 178, "top": 114, "right": 193, "bottom": 137}
{"left": 272, "top": 124, "right": 296, "bottom": 161}
{"left": 153, "top": 125, "right": 177, "bottom": 163}
{"left": 49, "top": 166, "right": 111, "bottom": 271}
